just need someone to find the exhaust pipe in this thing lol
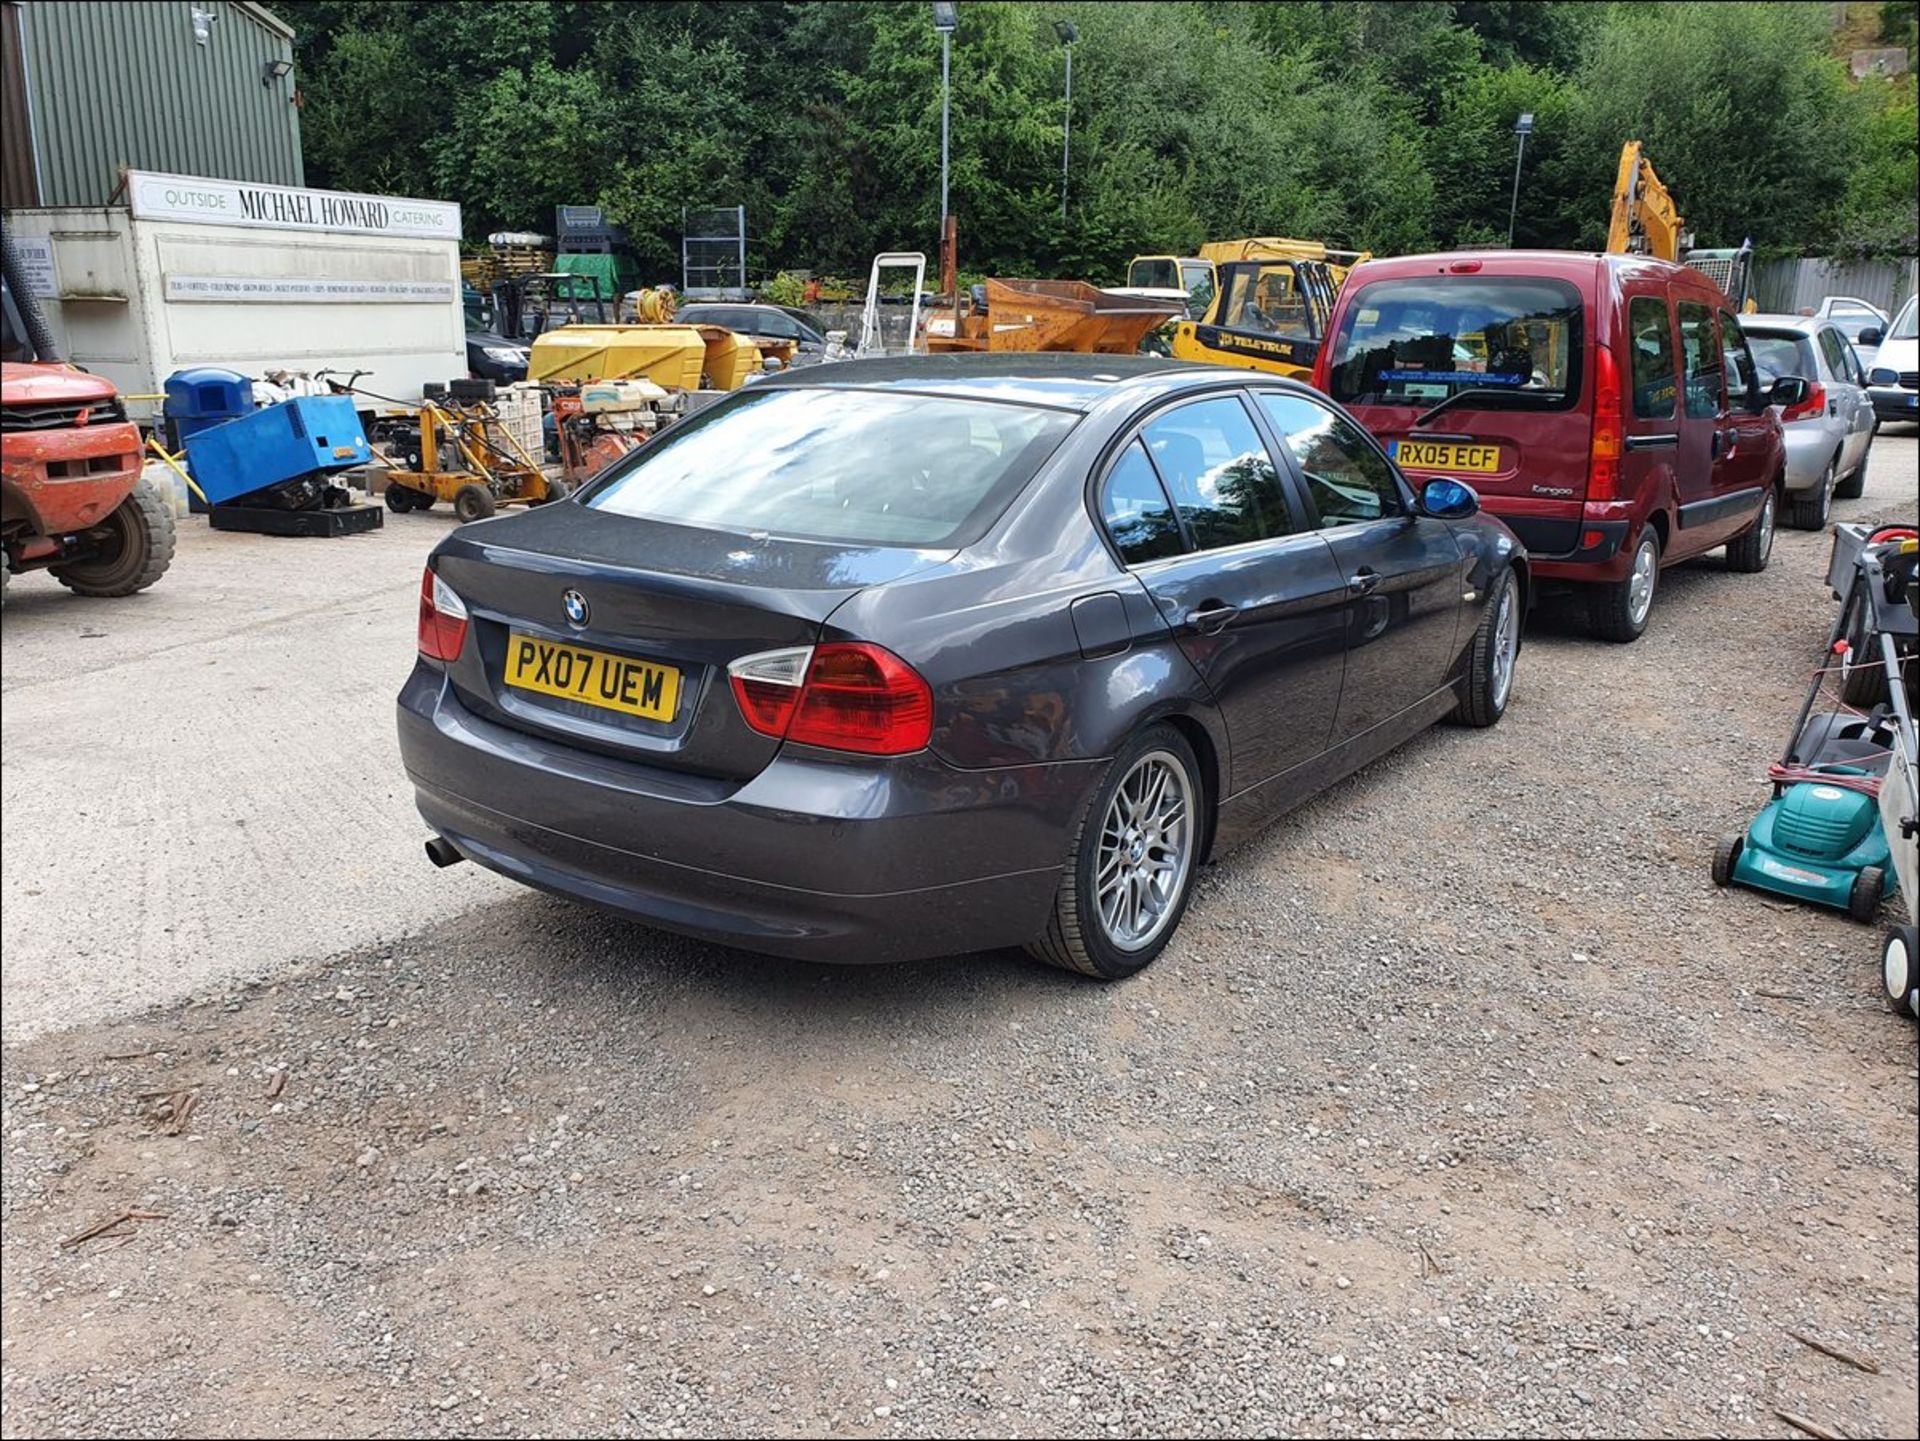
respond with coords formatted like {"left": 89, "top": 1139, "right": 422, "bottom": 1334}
{"left": 424, "top": 835, "right": 466, "bottom": 868}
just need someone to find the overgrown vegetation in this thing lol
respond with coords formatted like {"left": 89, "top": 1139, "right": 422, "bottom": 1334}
{"left": 285, "top": 0, "right": 1919, "bottom": 279}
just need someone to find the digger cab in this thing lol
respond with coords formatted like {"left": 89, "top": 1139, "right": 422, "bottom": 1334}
{"left": 1169, "top": 258, "right": 1339, "bottom": 380}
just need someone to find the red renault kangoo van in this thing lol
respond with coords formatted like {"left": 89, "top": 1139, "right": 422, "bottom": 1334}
{"left": 1315, "top": 252, "right": 1793, "bottom": 641}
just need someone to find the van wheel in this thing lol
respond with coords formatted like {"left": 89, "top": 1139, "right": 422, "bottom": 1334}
{"left": 1027, "top": 724, "right": 1204, "bottom": 981}
{"left": 1725, "top": 485, "right": 1776, "bottom": 573}
{"left": 1788, "top": 461, "right": 1834, "bottom": 531}
{"left": 1883, "top": 924, "right": 1919, "bottom": 1017}
{"left": 1834, "top": 444, "right": 1868, "bottom": 500}
{"left": 1587, "top": 527, "right": 1660, "bottom": 643}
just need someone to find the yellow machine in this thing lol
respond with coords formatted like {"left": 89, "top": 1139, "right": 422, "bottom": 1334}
{"left": 381, "top": 388, "right": 559, "bottom": 523}
{"left": 1168, "top": 257, "right": 1342, "bottom": 380}
{"left": 528, "top": 323, "right": 781, "bottom": 390}
{"left": 1606, "top": 140, "right": 1756, "bottom": 311}
{"left": 1122, "top": 256, "right": 1219, "bottom": 316}
{"left": 1200, "top": 237, "right": 1371, "bottom": 287}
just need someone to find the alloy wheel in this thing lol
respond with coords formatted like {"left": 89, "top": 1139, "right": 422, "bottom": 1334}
{"left": 1095, "top": 751, "right": 1195, "bottom": 952}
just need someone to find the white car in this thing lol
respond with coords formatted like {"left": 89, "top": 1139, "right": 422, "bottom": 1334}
{"left": 1863, "top": 296, "right": 1918, "bottom": 424}
{"left": 1816, "top": 295, "right": 1888, "bottom": 369}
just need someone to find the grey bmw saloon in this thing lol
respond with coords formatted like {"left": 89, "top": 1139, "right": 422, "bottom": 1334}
{"left": 399, "top": 355, "right": 1526, "bottom": 978}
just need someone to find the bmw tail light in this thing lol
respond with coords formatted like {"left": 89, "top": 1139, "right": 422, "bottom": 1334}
{"left": 417, "top": 566, "right": 469, "bottom": 662}
{"left": 1589, "top": 343, "right": 1623, "bottom": 501}
{"left": 728, "top": 642, "right": 933, "bottom": 755}
{"left": 1779, "top": 381, "right": 1826, "bottom": 424}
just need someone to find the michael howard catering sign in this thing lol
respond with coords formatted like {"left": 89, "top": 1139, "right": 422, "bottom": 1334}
{"left": 127, "top": 172, "right": 461, "bottom": 241}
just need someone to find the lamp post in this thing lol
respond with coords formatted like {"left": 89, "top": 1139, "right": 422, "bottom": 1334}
{"left": 1507, "top": 112, "right": 1534, "bottom": 249}
{"left": 1055, "top": 21, "right": 1078, "bottom": 221}
{"left": 932, "top": 3, "right": 958, "bottom": 235}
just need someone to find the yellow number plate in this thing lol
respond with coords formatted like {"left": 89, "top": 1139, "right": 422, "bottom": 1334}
{"left": 506, "top": 633, "right": 681, "bottom": 722}
{"left": 1393, "top": 440, "right": 1503, "bottom": 474}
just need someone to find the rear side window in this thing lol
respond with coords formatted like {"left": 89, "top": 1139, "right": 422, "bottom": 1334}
{"left": 1101, "top": 440, "right": 1184, "bottom": 565}
{"left": 1140, "top": 396, "right": 1295, "bottom": 551}
{"left": 1327, "top": 275, "right": 1583, "bottom": 410}
{"left": 1678, "top": 301, "right": 1722, "bottom": 418}
{"left": 1627, "top": 297, "right": 1678, "bottom": 420}
{"left": 1256, "top": 391, "right": 1406, "bottom": 526}
{"left": 1745, "top": 331, "right": 1817, "bottom": 384}
{"left": 583, "top": 388, "right": 1075, "bottom": 547}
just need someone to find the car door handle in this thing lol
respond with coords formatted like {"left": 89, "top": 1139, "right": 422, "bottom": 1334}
{"left": 1346, "top": 568, "right": 1380, "bottom": 596}
{"left": 1185, "top": 602, "right": 1238, "bottom": 634}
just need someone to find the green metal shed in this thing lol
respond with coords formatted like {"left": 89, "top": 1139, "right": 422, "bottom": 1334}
{"left": 2, "top": 0, "right": 302, "bottom": 210}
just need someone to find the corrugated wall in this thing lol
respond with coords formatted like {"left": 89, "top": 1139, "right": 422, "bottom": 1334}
{"left": 20, "top": 0, "right": 302, "bottom": 207}
{"left": 1755, "top": 257, "right": 1919, "bottom": 317}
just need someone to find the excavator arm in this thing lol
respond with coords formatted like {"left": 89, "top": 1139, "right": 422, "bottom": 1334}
{"left": 1606, "top": 141, "right": 1689, "bottom": 261}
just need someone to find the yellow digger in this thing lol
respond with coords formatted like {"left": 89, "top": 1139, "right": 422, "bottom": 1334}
{"left": 1606, "top": 141, "right": 1756, "bottom": 311}
{"left": 1158, "top": 236, "right": 1370, "bottom": 381}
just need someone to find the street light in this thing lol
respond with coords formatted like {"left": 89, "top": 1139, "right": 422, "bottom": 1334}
{"left": 932, "top": 3, "right": 958, "bottom": 236}
{"left": 1054, "top": 21, "right": 1078, "bottom": 221}
{"left": 1507, "top": 112, "right": 1534, "bottom": 249}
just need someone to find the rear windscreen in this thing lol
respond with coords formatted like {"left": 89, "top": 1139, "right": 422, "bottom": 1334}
{"left": 1326, "top": 275, "right": 1583, "bottom": 411}
{"left": 1743, "top": 332, "right": 1817, "bottom": 384}
{"left": 581, "top": 387, "right": 1076, "bottom": 547}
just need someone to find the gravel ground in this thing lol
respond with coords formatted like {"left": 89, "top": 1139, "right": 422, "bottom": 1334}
{"left": 3, "top": 432, "right": 1916, "bottom": 1439}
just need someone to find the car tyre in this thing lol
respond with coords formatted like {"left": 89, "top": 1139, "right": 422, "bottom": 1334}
{"left": 453, "top": 484, "right": 497, "bottom": 523}
{"left": 1788, "top": 461, "right": 1834, "bottom": 531}
{"left": 1834, "top": 443, "right": 1868, "bottom": 500}
{"left": 1848, "top": 865, "right": 1884, "bottom": 925}
{"left": 1587, "top": 526, "right": 1660, "bottom": 643}
{"left": 1711, "top": 832, "right": 1743, "bottom": 888}
{"left": 1449, "top": 567, "right": 1520, "bottom": 727}
{"left": 1028, "top": 723, "right": 1205, "bottom": 981}
{"left": 1882, "top": 924, "right": 1919, "bottom": 1017}
{"left": 1725, "top": 484, "right": 1776, "bottom": 573}
{"left": 50, "top": 479, "right": 176, "bottom": 598}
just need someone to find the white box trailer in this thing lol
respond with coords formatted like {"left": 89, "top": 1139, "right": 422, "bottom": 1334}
{"left": 6, "top": 170, "right": 467, "bottom": 425}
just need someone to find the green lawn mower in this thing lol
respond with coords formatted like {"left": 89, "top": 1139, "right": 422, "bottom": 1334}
{"left": 1713, "top": 525, "right": 1918, "bottom": 1017}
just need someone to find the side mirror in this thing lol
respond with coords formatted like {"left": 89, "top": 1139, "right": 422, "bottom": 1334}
{"left": 1857, "top": 327, "right": 1884, "bottom": 347}
{"left": 1766, "top": 375, "right": 1811, "bottom": 410}
{"left": 1420, "top": 476, "right": 1480, "bottom": 519}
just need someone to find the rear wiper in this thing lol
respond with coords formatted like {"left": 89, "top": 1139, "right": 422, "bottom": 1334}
{"left": 1413, "top": 388, "right": 1566, "bottom": 428}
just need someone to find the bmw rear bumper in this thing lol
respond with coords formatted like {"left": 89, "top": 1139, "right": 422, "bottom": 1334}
{"left": 398, "top": 666, "right": 1095, "bottom": 963}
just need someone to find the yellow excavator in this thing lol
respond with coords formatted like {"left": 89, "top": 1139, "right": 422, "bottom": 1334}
{"left": 1606, "top": 141, "right": 1756, "bottom": 311}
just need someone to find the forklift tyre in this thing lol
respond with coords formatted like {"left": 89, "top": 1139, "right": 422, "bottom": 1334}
{"left": 536, "top": 474, "right": 570, "bottom": 504}
{"left": 50, "top": 479, "right": 176, "bottom": 598}
{"left": 453, "top": 484, "right": 497, "bottom": 523}
{"left": 385, "top": 484, "right": 419, "bottom": 513}
{"left": 1848, "top": 866, "right": 1885, "bottom": 925}
{"left": 1882, "top": 924, "right": 1919, "bottom": 1018}
{"left": 1711, "top": 833, "right": 1742, "bottom": 888}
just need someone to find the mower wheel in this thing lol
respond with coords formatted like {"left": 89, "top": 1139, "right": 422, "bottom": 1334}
{"left": 453, "top": 484, "right": 497, "bottom": 523}
{"left": 1882, "top": 924, "right": 1919, "bottom": 1018}
{"left": 1711, "top": 833, "right": 1743, "bottom": 888}
{"left": 1836, "top": 589, "right": 1885, "bottom": 708}
{"left": 51, "top": 478, "right": 177, "bottom": 598}
{"left": 1848, "top": 866, "right": 1885, "bottom": 925}
{"left": 384, "top": 484, "right": 418, "bottom": 513}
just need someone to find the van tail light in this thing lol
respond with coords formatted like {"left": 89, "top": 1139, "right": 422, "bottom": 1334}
{"left": 1589, "top": 343, "right": 1623, "bottom": 501}
{"left": 729, "top": 642, "right": 933, "bottom": 756}
{"left": 1311, "top": 341, "right": 1331, "bottom": 393}
{"left": 417, "top": 567, "right": 469, "bottom": 662}
{"left": 1780, "top": 381, "right": 1826, "bottom": 424}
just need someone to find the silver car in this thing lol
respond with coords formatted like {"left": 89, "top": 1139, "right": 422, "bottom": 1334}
{"left": 1739, "top": 314, "right": 1877, "bottom": 530}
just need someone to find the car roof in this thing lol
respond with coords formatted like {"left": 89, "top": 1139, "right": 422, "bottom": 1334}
{"left": 752, "top": 352, "right": 1279, "bottom": 412}
{"left": 1741, "top": 314, "right": 1825, "bottom": 333}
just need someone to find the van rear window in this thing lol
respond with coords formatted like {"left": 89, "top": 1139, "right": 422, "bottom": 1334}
{"left": 1326, "top": 276, "right": 1583, "bottom": 413}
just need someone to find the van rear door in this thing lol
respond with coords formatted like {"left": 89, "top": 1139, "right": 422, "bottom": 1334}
{"left": 1324, "top": 269, "right": 1594, "bottom": 559}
